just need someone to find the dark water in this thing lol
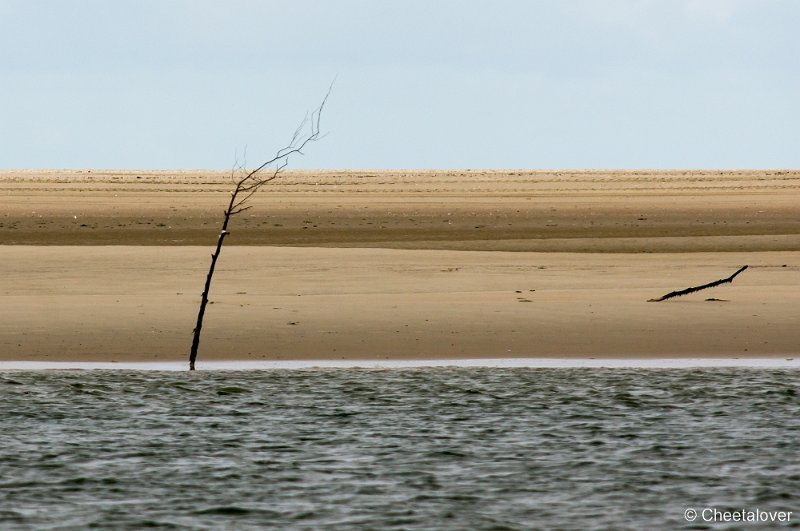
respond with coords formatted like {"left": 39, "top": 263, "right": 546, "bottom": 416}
{"left": 1, "top": 368, "right": 798, "bottom": 530}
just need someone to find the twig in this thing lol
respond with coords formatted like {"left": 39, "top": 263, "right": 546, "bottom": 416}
{"left": 647, "top": 265, "right": 748, "bottom": 302}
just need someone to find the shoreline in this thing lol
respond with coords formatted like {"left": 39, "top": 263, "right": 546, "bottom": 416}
{"left": 2, "top": 357, "right": 798, "bottom": 371}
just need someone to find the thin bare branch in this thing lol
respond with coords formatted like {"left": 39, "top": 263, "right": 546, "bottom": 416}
{"left": 230, "top": 148, "right": 240, "bottom": 182}
{"left": 231, "top": 187, "right": 261, "bottom": 211}
{"left": 229, "top": 205, "right": 254, "bottom": 216}
{"left": 239, "top": 81, "right": 333, "bottom": 186}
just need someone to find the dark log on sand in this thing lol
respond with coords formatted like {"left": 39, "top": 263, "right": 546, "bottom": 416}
{"left": 648, "top": 266, "right": 748, "bottom": 302}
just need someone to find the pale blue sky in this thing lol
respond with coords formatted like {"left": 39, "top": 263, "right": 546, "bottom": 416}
{"left": 1, "top": 0, "right": 798, "bottom": 169}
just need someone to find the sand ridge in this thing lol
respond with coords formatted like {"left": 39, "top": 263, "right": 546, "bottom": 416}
{"left": 2, "top": 169, "right": 799, "bottom": 252}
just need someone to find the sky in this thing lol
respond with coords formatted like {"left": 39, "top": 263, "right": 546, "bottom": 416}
{"left": 1, "top": 0, "right": 798, "bottom": 170}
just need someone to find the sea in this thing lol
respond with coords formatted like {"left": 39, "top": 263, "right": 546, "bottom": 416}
{"left": 1, "top": 366, "right": 798, "bottom": 530}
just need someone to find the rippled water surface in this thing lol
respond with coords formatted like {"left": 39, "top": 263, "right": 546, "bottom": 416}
{"left": 1, "top": 368, "right": 798, "bottom": 530}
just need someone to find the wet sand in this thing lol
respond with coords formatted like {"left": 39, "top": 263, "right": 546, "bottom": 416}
{"left": 1, "top": 170, "right": 798, "bottom": 362}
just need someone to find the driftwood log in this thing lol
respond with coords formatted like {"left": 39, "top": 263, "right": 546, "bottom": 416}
{"left": 647, "top": 266, "right": 748, "bottom": 302}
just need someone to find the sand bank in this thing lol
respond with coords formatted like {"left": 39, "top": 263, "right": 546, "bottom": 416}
{"left": 1, "top": 246, "right": 797, "bottom": 362}
{"left": 2, "top": 169, "right": 799, "bottom": 252}
{"left": 1, "top": 170, "right": 798, "bottom": 363}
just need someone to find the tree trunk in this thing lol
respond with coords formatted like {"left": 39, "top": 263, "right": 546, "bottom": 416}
{"left": 187, "top": 84, "right": 330, "bottom": 371}
{"left": 189, "top": 198, "right": 236, "bottom": 370}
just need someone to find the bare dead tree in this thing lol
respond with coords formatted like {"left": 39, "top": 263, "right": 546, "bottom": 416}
{"left": 189, "top": 87, "right": 331, "bottom": 370}
{"left": 647, "top": 265, "right": 748, "bottom": 302}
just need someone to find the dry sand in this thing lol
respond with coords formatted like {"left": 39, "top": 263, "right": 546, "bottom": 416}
{"left": 1, "top": 169, "right": 798, "bottom": 362}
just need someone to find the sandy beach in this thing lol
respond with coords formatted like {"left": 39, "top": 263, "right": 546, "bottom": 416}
{"left": 2, "top": 169, "right": 798, "bottom": 362}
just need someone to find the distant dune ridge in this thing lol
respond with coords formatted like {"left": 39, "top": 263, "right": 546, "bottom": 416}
{"left": 1, "top": 170, "right": 798, "bottom": 362}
